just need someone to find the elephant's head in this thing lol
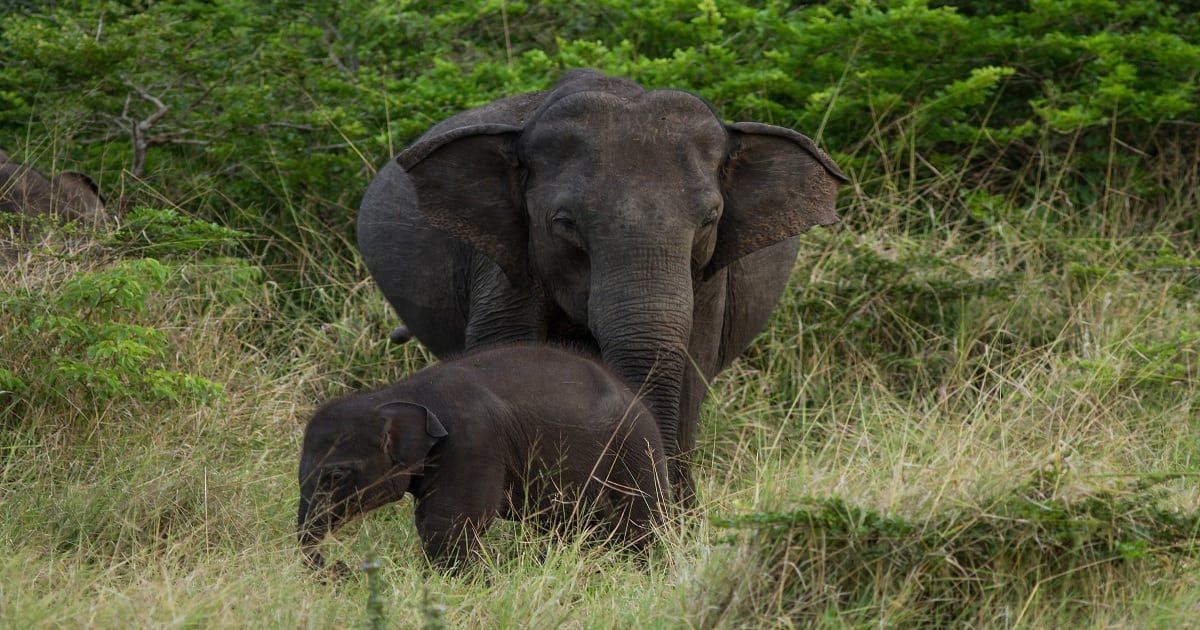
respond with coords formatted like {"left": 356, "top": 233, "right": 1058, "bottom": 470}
{"left": 296, "top": 396, "right": 447, "bottom": 570}
{"left": 396, "top": 69, "right": 847, "bottom": 494}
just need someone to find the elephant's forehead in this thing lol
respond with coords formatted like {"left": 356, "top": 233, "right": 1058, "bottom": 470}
{"left": 527, "top": 89, "right": 727, "bottom": 163}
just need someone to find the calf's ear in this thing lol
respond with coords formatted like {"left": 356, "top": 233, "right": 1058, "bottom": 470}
{"left": 376, "top": 401, "right": 447, "bottom": 472}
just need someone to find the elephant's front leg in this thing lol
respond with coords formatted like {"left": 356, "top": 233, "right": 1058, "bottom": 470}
{"left": 675, "top": 267, "right": 729, "bottom": 506}
{"left": 414, "top": 465, "right": 507, "bottom": 569}
{"left": 463, "top": 253, "right": 545, "bottom": 349}
{"left": 416, "top": 509, "right": 496, "bottom": 570}
{"left": 417, "top": 496, "right": 506, "bottom": 568}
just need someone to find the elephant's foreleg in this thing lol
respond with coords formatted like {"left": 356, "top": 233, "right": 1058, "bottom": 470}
{"left": 609, "top": 457, "right": 667, "bottom": 550}
{"left": 675, "top": 266, "right": 730, "bottom": 506}
{"left": 416, "top": 511, "right": 494, "bottom": 570}
{"left": 462, "top": 254, "right": 544, "bottom": 349}
{"left": 414, "top": 466, "right": 506, "bottom": 569}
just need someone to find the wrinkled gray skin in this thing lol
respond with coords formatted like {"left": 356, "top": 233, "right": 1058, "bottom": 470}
{"left": 357, "top": 69, "right": 848, "bottom": 504}
{"left": 0, "top": 150, "right": 108, "bottom": 226}
{"left": 297, "top": 344, "right": 667, "bottom": 571}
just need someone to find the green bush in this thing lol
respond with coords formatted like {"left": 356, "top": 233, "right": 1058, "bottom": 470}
{"left": 0, "top": 209, "right": 262, "bottom": 428}
{"left": 1, "top": 0, "right": 1196, "bottom": 287}
{"left": 105, "top": 206, "right": 248, "bottom": 258}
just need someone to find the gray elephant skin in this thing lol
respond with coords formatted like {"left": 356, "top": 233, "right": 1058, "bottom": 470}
{"left": 297, "top": 344, "right": 668, "bottom": 570}
{"left": 0, "top": 150, "right": 108, "bottom": 226}
{"left": 357, "top": 69, "right": 848, "bottom": 503}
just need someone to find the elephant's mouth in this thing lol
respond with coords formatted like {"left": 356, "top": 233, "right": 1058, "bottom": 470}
{"left": 545, "top": 309, "right": 601, "bottom": 355}
{"left": 297, "top": 507, "right": 331, "bottom": 569}
{"left": 297, "top": 490, "right": 355, "bottom": 569}
{"left": 297, "top": 476, "right": 412, "bottom": 572}
{"left": 298, "top": 502, "right": 365, "bottom": 579}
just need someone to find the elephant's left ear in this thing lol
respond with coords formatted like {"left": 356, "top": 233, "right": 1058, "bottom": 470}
{"left": 376, "top": 401, "right": 447, "bottom": 471}
{"left": 710, "top": 122, "right": 849, "bottom": 277}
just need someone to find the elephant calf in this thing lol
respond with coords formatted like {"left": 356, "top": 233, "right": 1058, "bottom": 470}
{"left": 297, "top": 344, "right": 668, "bottom": 570}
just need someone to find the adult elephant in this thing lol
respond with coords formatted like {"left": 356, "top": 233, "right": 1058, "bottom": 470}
{"left": 357, "top": 69, "right": 847, "bottom": 504}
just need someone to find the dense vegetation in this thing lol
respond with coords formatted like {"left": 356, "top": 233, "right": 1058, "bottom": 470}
{"left": 2, "top": 1, "right": 1197, "bottom": 626}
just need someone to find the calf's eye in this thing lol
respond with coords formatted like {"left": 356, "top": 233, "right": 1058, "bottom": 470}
{"left": 322, "top": 467, "right": 353, "bottom": 484}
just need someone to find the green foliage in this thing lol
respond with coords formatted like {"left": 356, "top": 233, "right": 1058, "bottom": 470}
{"left": 1, "top": 0, "right": 1196, "bottom": 287}
{"left": 0, "top": 209, "right": 264, "bottom": 426}
{"left": 105, "top": 206, "right": 249, "bottom": 258}
{"left": 3, "top": 257, "right": 219, "bottom": 408}
{"left": 713, "top": 468, "right": 1200, "bottom": 625}
{"left": 1073, "top": 329, "right": 1200, "bottom": 393}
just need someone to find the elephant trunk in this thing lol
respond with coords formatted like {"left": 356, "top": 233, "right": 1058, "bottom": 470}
{"left": 589, "top": 245, "right": 694, "bottom": 502}
{"left": 297, "top": 490, "right": 352, "bottom": 573}
{"left": 297, "top": 474, "right": 410, "bottom": 572}
{"left": 296, "top": 492, "right": 329, "bottom": 569}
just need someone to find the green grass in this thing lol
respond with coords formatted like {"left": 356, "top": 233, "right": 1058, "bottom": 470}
{"left": 2, "top": 151, "right": 1197, "bottom": 627}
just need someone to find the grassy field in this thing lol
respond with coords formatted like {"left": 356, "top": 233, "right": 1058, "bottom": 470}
{"left": 3, "top": 142, "right": 1197, "bottom": 627}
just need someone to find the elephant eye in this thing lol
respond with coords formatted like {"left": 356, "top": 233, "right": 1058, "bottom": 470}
{"left": 551, "top": 214, "right": 577, "bottom": 233}
{"left": 550, "top": 213, "right": 585, "bottom": 250}
{"left": 700, "top": 202, "right": 723, "bottom": 227}
{"left": 321, "top": 467, "right": 355, "bottom": 485}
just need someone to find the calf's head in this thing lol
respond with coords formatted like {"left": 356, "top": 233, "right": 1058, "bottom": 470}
{"left": 296, "top": 396, "right": 447, "bottom": 569}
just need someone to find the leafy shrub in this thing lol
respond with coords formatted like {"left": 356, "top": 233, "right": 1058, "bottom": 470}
{"left": 1, "top": 0, "right": 1196, "bottom": 290}
{"left": 0, "top": 209, "right": 263, "bottom": 428}
{"left": 105, "top": 206, "right": 249, "bottom": 258}
{"left": 2, "top": 258, "right": 221, "bottom": 407}
{"left": 1072, "top": 329, "right": 1200, "bottom": 394}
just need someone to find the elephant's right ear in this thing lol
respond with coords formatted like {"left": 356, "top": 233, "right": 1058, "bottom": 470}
{"left": 398, "top": 124, "right": 526, "bottom": 283}
{"left": 376, "top": 401, "right": 448, "bottom": 472}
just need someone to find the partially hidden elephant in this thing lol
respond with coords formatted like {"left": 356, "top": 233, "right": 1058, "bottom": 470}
{"left": 357, "top": 69, "right": 848, "bottom": 503}
{"left": 0, "top": 150, "right": 108, "bottom": 225}
{"left": 297, "top": 344, "right": 667, "bottom": 570}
